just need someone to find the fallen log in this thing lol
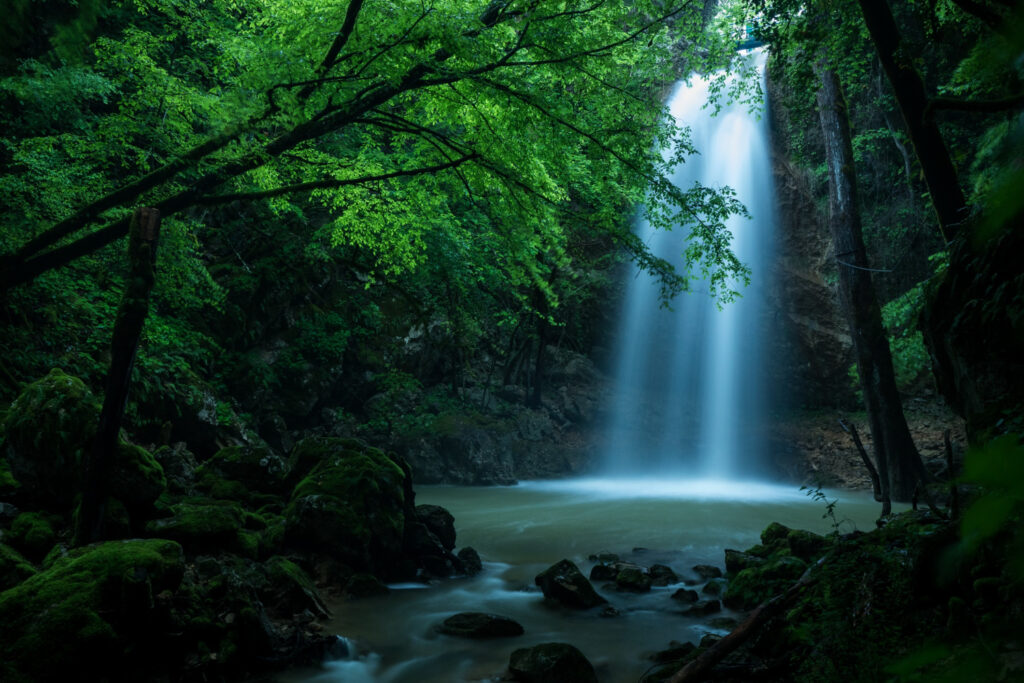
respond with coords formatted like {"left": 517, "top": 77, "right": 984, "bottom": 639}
{"left": 667, "top": 556, "right": 825, "bottom": 683}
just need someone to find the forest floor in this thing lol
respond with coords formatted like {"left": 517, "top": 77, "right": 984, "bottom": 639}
{"left": 771, "top": 395, "right": 967, "bottom": 490}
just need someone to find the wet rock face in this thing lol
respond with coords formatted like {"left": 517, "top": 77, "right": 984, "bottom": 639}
{"left": 415, "top": 504, "right": 456, "bottom": 551}
{"left": 535, "top": 559, "right": 608, "bottom": 609}
{"left": 765, "top": 78, "right": 857, "bottom": 413}
{"left": 508, "top": 642, "right": 598, "bottom": 683}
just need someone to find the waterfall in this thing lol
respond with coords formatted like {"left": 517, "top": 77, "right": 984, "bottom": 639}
{"left": 601, "top": 50, "right": 777, "bottom": 480}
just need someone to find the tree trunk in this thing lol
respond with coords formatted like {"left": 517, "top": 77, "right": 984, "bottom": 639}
{"left": 815, "top": 66, "right": 927, "bottom": 503}
{"left": 74, "top": 207, "right": 161, "bottom": 545}
{"left": 856, "top": 0, "right": 968, "bottom": 242}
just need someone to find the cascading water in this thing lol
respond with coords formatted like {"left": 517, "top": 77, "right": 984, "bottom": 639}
{"left": 601, "top": 49, "right": 777, "bottom": 479}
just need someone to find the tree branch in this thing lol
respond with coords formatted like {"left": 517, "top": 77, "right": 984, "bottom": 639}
{"left": 193, "top": 154, "right": 479, "bottom": 205}
{"left": 925, "top": 92, "right": 1024, "bottom": 119}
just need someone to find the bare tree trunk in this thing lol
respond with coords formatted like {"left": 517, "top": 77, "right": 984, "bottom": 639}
{"left": 816, "top": 65, "right": 927, "bottom": 504}
{"left": 856, "top": 0, "right": 968, "bottom": 242}
{"left": 75, "top": 208, "right": 161, "bottom": 545}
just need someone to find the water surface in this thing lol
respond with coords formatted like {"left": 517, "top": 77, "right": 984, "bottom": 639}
{"left": 288, "top": 480, "right": 886, "bottom": 683}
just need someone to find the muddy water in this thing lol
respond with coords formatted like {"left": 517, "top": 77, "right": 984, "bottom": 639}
{"left": 285, "top": 479, "right": 886, "bottom": 683}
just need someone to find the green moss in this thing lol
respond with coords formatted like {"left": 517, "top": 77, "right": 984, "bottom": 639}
{"left": 284, "top": 440, "right": 407, "bottom": 574}
{"left": 723, "top": 555, "right": 807, "bottom": 610}
{"left": 285, "top": 435, "right": 368, "bottom": 488}
{"left": 111, "top": 443, "right": 166, "bottom": 512}
{"left": 1, "top": 369, "right": 100, "bottom": 509}
{"left": 0, "top": 543, "right": 36, "bottom": 591}
{"left": 0, "top": 539, "right": 183, "bottom": 682}
{"left": 196, "top": 444, "right": 286, "bottom": 498}
{"left": 8, "top": 511, "right": 61, "bottom": 559}
{"left": 145, "top": 499, "right": 244, "bottom": 550}
{"left": 234, "top": 530, "right": 260, "bottom": 559}
{"left": 0, "top": 456, "right": 19, "bottom": 493}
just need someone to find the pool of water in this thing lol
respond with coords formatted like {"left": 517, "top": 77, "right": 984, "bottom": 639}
{"left": 283, "top": 479, "right": 885, "bottom": 683}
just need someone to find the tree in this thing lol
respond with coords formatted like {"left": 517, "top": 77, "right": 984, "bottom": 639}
{"left": 854, "top": 0, "right": 969, "bottom": 242}
{"left": 815, "top": 65, "right": 929, "bottom": 504}
{"left": 0, "top": 0, "right": 749, "bottom": 309}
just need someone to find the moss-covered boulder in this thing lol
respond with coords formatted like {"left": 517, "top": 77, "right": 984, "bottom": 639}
{"left": 146, "top": 499, "right": 247, "bottom": 555}
{"left": 284, "top": 436, "right": 369, "bottom": 489}
{"left": 0, "top": 538, "right": 184, "bottom": 683}
{"left": 284, "top": 439, "right": 407, "bottom": 576}
{"left": 1, "top": 369, "right": 100, "bottom": 510}
{"left": 196, "top": 443, "right": 287, "bottom": 501}
{"left": 723, "top": 555, "right": 807, "bottom": 610}
{"left": 111, "top": 443, "right": 166, "bottom": 515}
{"left": 0, "top": 542, "right": 36, "bottom": 591}
{"left": 7, "top": 511, "right": 61, "bottom": 560}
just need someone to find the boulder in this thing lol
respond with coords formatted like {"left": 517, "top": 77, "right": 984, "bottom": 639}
{"left": 589, "top": 563, "right": 618, "bottom": 582}
{"left": 650, "top": 563, "right": 679, "bottom": 586}
{"left": 145, "top": 500, "right": 246, "bottom": 554}
{"left": 682, "top": 599, "right": 722, "bottom": 616}
{"left": 0, "top": 543, "right": 36, "bottom": 591}
{"left": 701, "top": 578, "right": 726, "bottom": 596}
{"left": 263, "top": 555, "right": 331, "bottom": 618}
{"left": 415, "top": 504, "right": 456, "bottom": 550}
{"left": 1, "top": 369, "right": 99, "bottom": 510}
{"left": 195, "top": 443, "right": 287, "bottom": 498}
{"left": 152, "top": 443, "right": 197, "bottom": 495}
{"left": 724, "top": 549, "right": 765, "bottom": 577}
{"left": 110, "top": 443, "right": 166, "bottom": 515}
{"left": 436, "top": 612, "right": 525, "bottom": 638}
{"left": 535, "top": 559, "right": 608, "bottom": 609}
{"left": 692, "top": 564, "right": 723, "bottom": 580}
{"left": 7, "top": 511, "right": 60, "bottom": 560}
{"left": 615, "top": 565, "right": 652, "bottom": 592}
{"left": 284, "top": 440, "right": 407, "bottom": 576}
{"left": 344, "top": 572, "right": 390, "bottom": 598}
{"left": 650, "top": 640, "right": 697, "bottom": 664}
{"left": 508, "top": 642, "right": 598, "bottom": 683}
{"left": 787, "top": 528, "right": 830, "bottom": 561}
{"left": 671, "top": 588, "right": 699, "bottom": 603}
{"left": 458, "top": 547, "right": 483, "bottom": 576}
{"left": 0, "top": 539, "right": 184, "bottom": 682}
{"left": 723, "top": 555, "right": 808, "bottom": 610}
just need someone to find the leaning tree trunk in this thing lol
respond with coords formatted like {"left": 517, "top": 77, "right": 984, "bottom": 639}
{"left": 816, "top": 66, "right": 928, "bottom": 504}
{"left": 75, "top": 207, "right": 161, "bottom": 545}
{"left": 856, "top": 0, "right": 968, "bottom": 242}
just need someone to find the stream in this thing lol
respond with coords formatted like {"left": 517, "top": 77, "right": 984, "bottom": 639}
{"left": 285, "top": 478, "right": 887, "bottom": 683}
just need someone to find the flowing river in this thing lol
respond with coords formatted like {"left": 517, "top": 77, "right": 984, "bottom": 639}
{"left": 286, "top": 479, "right": 886, "bottom": 683}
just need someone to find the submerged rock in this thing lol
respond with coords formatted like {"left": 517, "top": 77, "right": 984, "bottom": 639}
{"left": 614, "top": 565, "right": 652, "bottom": 592}
{"left": 671, "top": 588, "right": 699, "bottom": 603}
{"left": 508, "top": 642, "right": 598, "bottom": 683}
{"left": 693, "top": 564, "right": 723, "bottom": 580}
{"left": 650, "top": 563, "right": 679, "bottom": 586}
{"left": 457, "top": 547, "right": 483, "bottom": 576}
{"left": 535, "top": 559, "right": 608, "bottom": 609}
{"left": 416, "top": 504, "right": 456, "bottom": 550}
{"left": 436, "top": 612, "right": 525, "bottom": 638}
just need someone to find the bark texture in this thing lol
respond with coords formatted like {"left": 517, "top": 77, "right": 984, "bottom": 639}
{"left": 815, "top": 66, "right": 927, "bottom": 503}
{"left": 75, "top": 207, "right": 161, "bottom": 544}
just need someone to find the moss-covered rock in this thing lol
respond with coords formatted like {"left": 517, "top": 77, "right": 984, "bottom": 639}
{"left": 284, "top": 436, "right": 369, "bottom": 489}
{"left": 7, "top": 511, "right": 61, "bottom": 560}
{"left": 1, "top": 369, "right": 100, "bottom": 510}
{"left": 283, "top": 439, "right": 407, "bottom": 576}
{"left": 723, "top": 555, "right": 807, "bottom": 610}
{"left": 263, "top": 555, "right": 330, "bottom": 617}
{"left": 111, "top": 443, "right": 166, "bottom": 515}
{"left": 0, "top": 542, "right": 36, "bottom": 591}
{"left": 146, "top": 499, "right": 245, "bottom": 553}
{"left": 196, "top": 443, "right": 287, "bottom": 499}
{"left": 0, "top": 538, "right": 184, "bottom": 683}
